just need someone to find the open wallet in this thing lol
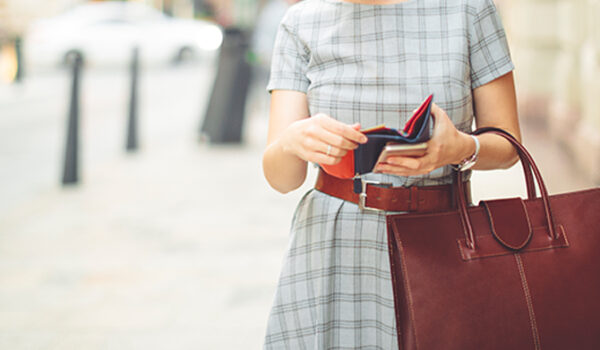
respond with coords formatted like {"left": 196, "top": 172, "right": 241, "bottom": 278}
{"left": 320, "top": 94, "right": 434, "bottom": 179}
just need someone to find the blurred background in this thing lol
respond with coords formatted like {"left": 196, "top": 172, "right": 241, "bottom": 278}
{"left": 0, "top": 0, "right": 597, "bottom": 349}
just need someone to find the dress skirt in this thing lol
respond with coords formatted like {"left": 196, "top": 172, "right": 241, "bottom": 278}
{"left": 264, "top": 189, "right": 399, "bottom": 349}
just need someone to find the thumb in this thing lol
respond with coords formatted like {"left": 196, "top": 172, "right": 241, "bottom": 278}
{"left": 351, "top": 123, "right": 361, "bottom": 131}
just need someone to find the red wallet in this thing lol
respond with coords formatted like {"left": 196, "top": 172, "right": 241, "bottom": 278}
{"left": 320, "top": 94, "right": 434, "bottom": 179}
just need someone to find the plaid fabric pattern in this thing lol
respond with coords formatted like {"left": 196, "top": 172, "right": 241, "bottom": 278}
{"left": 265, "top": 0, "right": 513, "bottom": 348}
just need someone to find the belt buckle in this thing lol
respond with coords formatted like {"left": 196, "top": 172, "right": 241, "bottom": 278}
{"left": 357, "top": 178, "right": 393, "bottom": 212}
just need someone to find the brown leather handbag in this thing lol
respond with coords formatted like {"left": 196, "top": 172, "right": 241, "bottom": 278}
{"left": 386, "top": 127, "right": 600, "bottom": 350}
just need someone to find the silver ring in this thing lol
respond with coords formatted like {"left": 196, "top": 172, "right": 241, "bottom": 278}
{"left": 326, "top": 144, "right": 332, "bottom": 156}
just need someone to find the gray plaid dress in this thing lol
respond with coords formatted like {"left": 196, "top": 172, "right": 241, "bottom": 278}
{"left": 265, "top": 0, "right": 513, "bottom": 348}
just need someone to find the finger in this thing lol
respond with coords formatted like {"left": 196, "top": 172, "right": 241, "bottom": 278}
{"left": 388, "top": 148, "right": 440, "bottom": 170}
{"left": 386, "top": 156, "right": 423, "bottom": 170}
{"left": 430, "top": 102, "right": 442, "bottom": 116}
{"left": 374, "top": 164, "right": 415, "bottom": 177}
{"left": 376, "top": 155, "right": 438, "bottom": 174}
{"left": 375, "top": 164, "right": 431, "bottom": 177}
{"left": 317, "top": 116, "right": 368, "bottom": 144}
{"left": 304, "top": 124, "right": 360, "bottom": 151}
{"left": 429, "top": 103, "right": 450, "bottom": 128}
{"left": 318, "top": 128, "right": 361, "bottom": 151}
{"left": 310, "top": 138, "right": 348, "bottom": 157}
{"left": 307, "top": 151, "right": 342, "bottom": 165}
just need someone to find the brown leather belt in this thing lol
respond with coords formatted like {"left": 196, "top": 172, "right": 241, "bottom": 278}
{"left": 315, "top": 170, "right": 471, "bottom": 212}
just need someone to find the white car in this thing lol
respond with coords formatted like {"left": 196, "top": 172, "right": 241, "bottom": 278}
{"left": 24, "top": 2, "right": 223, "bottom": 69}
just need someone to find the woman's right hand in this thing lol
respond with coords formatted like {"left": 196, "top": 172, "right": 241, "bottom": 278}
{"left": 279, "top": 113, "right": 368, "bottom": 165}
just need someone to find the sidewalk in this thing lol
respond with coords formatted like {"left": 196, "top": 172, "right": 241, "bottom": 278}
{"left": 0, "top": 66, "right": 595, "bottom": 349}
{"left": 0, "top": 64, "right": 312, "bottom": 349}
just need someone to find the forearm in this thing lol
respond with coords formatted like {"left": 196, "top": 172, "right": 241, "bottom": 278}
{"left": 471, "top": 71, "right": 521, "bottom": 170}
{"left": 263, "top": 139, "right": 308, "bottom": 194}
{"left": 263, "top": 90, "right": 311, "bottom": 194}
{"left": 471, "top": 133, "right": 520, "bottom": 170}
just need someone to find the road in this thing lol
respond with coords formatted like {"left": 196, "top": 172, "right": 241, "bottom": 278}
{"left": 0, "top": 62, "right": 595, "bottom": 349}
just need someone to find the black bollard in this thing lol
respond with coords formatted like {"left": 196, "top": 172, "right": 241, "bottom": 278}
{"left": 200, "top": 28, "right": 252, "bottom": 144}
{"left": 62, "top": 53, "right": 82, "bottom": 186}
{"left": 126, "top": 47, "right": 139, "bottom": 152}
{"left": 14, "top": 37, "right": 24, "bottom": 83}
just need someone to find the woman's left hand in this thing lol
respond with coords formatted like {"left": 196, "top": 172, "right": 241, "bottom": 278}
{"left": 375, "top": 103, "right": 476, "bottom": 177}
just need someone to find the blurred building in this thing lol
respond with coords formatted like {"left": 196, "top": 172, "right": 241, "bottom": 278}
{"left": 499, "top": 0, "right": 600, "bottom": 183}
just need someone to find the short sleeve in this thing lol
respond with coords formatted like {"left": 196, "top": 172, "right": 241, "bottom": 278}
{"left": 468, "top": 0, "right": 514, "bottom": 89}
{"left": 266, "top": 11, "right": 310, "bottom": 94}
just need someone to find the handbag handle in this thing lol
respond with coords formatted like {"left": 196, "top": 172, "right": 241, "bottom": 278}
{"left": 456, "top": 127, "right": 557, "bottom": 250}
{"left": 456, "top": 127, "right": 537, "bottom": 249}
{"left": 471, "top": 128, "right": 537, "bottom": 199}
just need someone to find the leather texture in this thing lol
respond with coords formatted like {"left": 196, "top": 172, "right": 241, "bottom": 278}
{"left": 482, "top": 198, "right": 533, "bottom": 250}
{"left": 386, "top": 128, "right": 600, "bottom": 350}
{"left": 314, "top": 169, "right": 470, "bottom": 213}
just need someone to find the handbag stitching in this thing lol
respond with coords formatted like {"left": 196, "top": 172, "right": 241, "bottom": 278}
{"left": 457, "top": 225, "right": 568, "bottom": 261}
{"left": 559, "top": 225, "right": 570, "bottom": 246}
{"left": 521, "top": 199, "right": 534, "bottom": 244}
{"left": 515, "top": 254, "right": 542, "bottom": 350}
{"left": 396, "top": 230, "right": 421, "bottom": 350}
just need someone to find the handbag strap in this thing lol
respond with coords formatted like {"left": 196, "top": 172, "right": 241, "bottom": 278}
{"left": 472, "top": 127, "right": 537, "bottom": 199}
{"left": 456, "top": 127, "right": 558, "bottom": 250}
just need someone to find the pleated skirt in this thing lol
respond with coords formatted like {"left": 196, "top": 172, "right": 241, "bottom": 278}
{"left": 264, "top": 189, "right": 399, "bottom": 349}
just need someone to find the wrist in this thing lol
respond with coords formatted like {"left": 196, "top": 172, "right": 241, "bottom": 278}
{"left": 453, "top": 132, "right": 475, "bottom": 163}
{"left": 452, "top": 134, "right": 480, "bottom": 171}
{"left": 278, "top": 127, "right": 305, "bottom": 162}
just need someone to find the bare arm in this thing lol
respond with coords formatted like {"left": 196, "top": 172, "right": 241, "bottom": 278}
{"left": 471, "top": 71, "right": 521, "bottom": 170}
{"left": 262, "top": 90, "right": 368, "bottom": 193}
{"left": 262, "top": 90, "right": 311, "bottom": 193}
{"left": 376, "top": 71, "right": 521, "bottom": 176}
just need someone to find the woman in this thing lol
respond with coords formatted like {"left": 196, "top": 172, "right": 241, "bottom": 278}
{"left": 262, "top": 0, "right": 521, "bottom": 348}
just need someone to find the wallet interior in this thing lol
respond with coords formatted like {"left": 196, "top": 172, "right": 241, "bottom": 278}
{"left": 320, "top": 94, "right": 434, "bottom": 179}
